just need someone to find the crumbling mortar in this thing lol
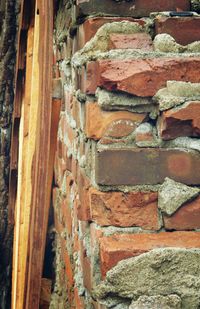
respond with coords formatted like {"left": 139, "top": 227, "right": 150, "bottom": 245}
{"left": 73, "top": 251, "right": 85, "bottom": 296}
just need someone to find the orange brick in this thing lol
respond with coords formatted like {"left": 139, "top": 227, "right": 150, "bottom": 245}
{"left": 80, "top": 240, "right": 92, "bottom": 291}
{"left": 108, "top": 33, "right": 153, "bottom": 51}
{"left": 155, "top": 16, "right": 200, "bottom": 45}
{"left": 160, "top": 101, "right": 200, "bottom": 140}
{"left": 85, "top": 102, "right": 146, "bottom": 140}
{"left": 100, "top": 232, "right": 200, "bottom": 277}
{"left": 89, "top": 188, "right": 160, "bottom": 230}
{"left": 85, "top": 58, "right": 200, "bottom": 96}
{"left": 77, "top": 0, "right": 189, "bottom": 18}
{"left": 164, "top": 195, "right": 200, "bottom": 230}
{"left": 60, "top": 235, "right": 74, "bottom": 288}
{"left": 74, "top": 288, "right": 85, "bottom": 309}
{"left": 77, "top": 17, "right": 146, "bottom": 49}
{"left": 77, "top": 170, "right": 91, "bottom": 221}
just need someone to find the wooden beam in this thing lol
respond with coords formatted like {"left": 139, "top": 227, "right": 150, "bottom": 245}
{"left": 24, "top": 0, "right": 55, "bottom": 307}
{"left": 10, "top": 0, "right": 57, "bottom": 307}
{"left": 11, "top": 19, "right": 36, "bottom": 309}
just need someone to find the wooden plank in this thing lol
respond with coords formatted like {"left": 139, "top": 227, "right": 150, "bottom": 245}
{"left": 11, "top": 22, "right": 35, "bottom": 309}
{"left": 10, "top": 1, "right": 58, "bottom": 308}
{"left": 8, "top": 0, "right": 35, "bottom": 224}
{"left": 24, "top": 0, "right": 56, "bottom": 307}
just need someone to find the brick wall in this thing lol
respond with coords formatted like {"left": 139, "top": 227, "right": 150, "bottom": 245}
{"left": 50, "top": 1, "right": 200, "bottom": 308}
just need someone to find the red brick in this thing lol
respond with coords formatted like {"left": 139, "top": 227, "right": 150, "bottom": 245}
{"left": 84, "top": 62, "right": 99, "bottom": 94}
{"left": 100, "top": 119, "right": 137, "bottom": 144}
{"left": 155, "top": 16, "right": 200, "bottom": 45}
{"left": 74, "top": 288, "right": 84, "bottom": 309}
{"left": 100, "top": 232, "right": 200, "bottom": 277}
{"left": 164, "top": 195, "right": 200, "bottom": 230}
{"left": 95, "top": 147, "right": 200, "bottom": 186}
{"left": 73, "top": 232, "right": 81, "bottom": 253}
{"left": 85, "top": 102, "right": 146, "bottom": 140}
{"left": 104, "top": 119, "right": 136, "bottom": 138}
{"left": 159, "top": 101, "right": 200, "bottom": 140}
{"left": 80, "top": 240, "right": 92, "bottom": 291}
{"left": 77, "top": 0, "right": 189, "bottom": 18}
{"left": 85, "top": 58, "right": 200, "bottom": 97}
{"left": 108, "top": 33, "right": 153, "bottom": 51}
{"left": 77, "top": 17, "right": 146, "bottom": 49}
{"left": 89, "top": 188, "right": 159, "bottom": 230}
{"left": 60, "top": 238, "right": 74, "bottom": 288}
{"left": 71, "top": 157, "right": 78, "bottom": 182}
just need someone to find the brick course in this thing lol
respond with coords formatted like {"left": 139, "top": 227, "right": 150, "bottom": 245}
{"left": 51, "top": 1, "right": 200, "bottom": 307}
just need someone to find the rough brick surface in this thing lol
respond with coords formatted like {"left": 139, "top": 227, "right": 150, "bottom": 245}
{"left": 89, "top": 189, "right": 159, "bottom": 229}
{"left": 77, "top": 17, "right": 146, "bottom": 49}
{"left": 108, "top": 33, "right": 153, "bottom": 51}
{"left": 155, "top": 17, "right": 200, "bottom": 45}
{"left": 52, "top": 1, "right": 200, "bottom": 307}
{"left": 159, "top": 101, "right": 200, "bottom": 140}
{"left": 77, "top": 170, "right": 91, "bottom": 221}
{"left": 96, "top": 148, "right": 200, "bottom": 185}
{"left": 164, "top": 196, "right": 200, "bottom": 230}
{"left": 77, "top": 0, "right": 190, "bottom": 18}
{"left": 86, "top": 58, "right": 200, "bottom": 96}
{"left": 85, "top": 102, "right": 146, "bottom": 140}
{"left": 100, "top": 232, "right": 200, "bottom": 277}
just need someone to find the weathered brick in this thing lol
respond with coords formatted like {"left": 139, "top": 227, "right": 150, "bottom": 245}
{"left": 89, "top": 188, "right": 159, "bottom": 230}
{"left": 54, "top": 154, "right": 67, "bottom": 187}
{"left": 108, "top": 33, "right": 153, "bottom": 51}
{"left": 85, "top": 58, "right": 200, "bottom": 96}
{"left": 159, "top": 101, "right": 200, "bottom": 140}
{"left": 85, "top": 102, "right": 146, "bottom": 140}
{"left": 80, "top": 240, "right": 92, "bottom": 291}
{"left": 100, "top": 232, "right": 200, "bottom": 277}
{"left": 77, "top": 0, "right": 189, "bottom": 18}
{"left": 155, "top": 16, "right": 200, "bottom": 45}
{"left": 71, "top": 157, "right": 78, "bottom": 182}
{"left": 62, "top": 176, "right": 74, "bottom": 235}
{"left": 103, "top": 119, "right": 136, "bottom": 139}
{"left": 164, "top": 195, "right": 200, "bottom": 230}
{"left": 77, "top": 17, "right": 146, "bottom": 49}
{"left": 77, "top": 170, "right": 91, "bottom": 221}
{"left": 95, "top": 147, "right": 200, "bottom": 185}
{"left": 74, "top": 287, "right": 85, "bottom": 309}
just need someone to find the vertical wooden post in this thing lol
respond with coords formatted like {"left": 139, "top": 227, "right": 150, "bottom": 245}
{"left": 10, "top": 0, "right": 57, "bottom": 308}
{"left": 24, "top": 0, "right": 54, "bottom": 307}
